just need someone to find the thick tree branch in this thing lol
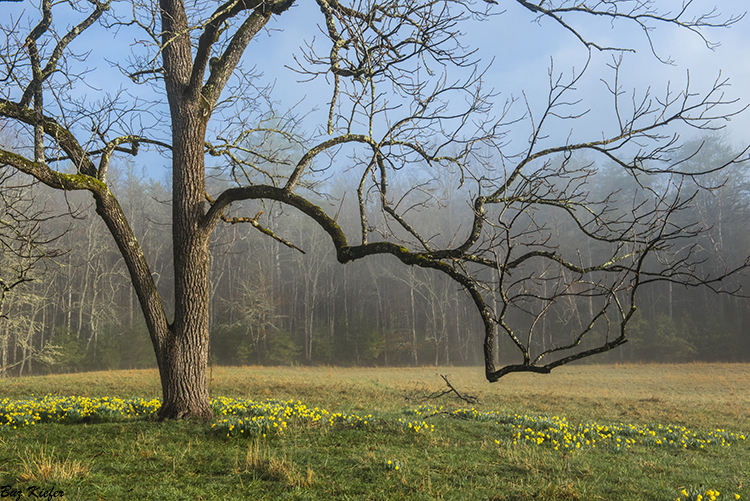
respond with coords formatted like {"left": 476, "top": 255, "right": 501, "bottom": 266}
{"left": 0, "top": 99, "right": 97, "bottom": 176}
{"left": 199, "top": 0, "right": 296, "bottom": 111}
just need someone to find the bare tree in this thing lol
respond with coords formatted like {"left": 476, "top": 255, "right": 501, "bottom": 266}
{"left": 1, "top": 0, "right": 748, "bottom": 418}
{"left": 0, "top": 165, "right": 66, "bottom": 375}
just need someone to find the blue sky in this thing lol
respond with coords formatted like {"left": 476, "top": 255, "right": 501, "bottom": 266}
{"left": 4, "top": 0, "right": 749, "bottom": 179}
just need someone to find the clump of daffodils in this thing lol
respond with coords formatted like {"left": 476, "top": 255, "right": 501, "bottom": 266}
{"left": 0, "top": 395, "right": 160, "bottom": 428}
{"left": 397, "top": 417, "right": 434, "bottom": 434}
{"left": 449, "top": 408, "right": 748, "bottom": 452}
{"left": 404, "top": 404, "right": 443, "bottom": 417}
{"left": 210, "top": 398, "right": 327, "bottom": 437}
{"left": 677, "top": 487, "right": 741, "bottom": 501}
{"left": 328, "top": 412, "right": 374, "bottom": 430}
{"left": 451, "top": 407, "right": 503, "bottom": 422}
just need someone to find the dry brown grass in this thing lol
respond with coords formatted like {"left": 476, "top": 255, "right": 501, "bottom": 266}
{"left": 17, "top": 446, "right": 88, "bottom": 483}
{"left": 203, "top": 363, "right": 750, "bottom": 429}
{"left": 234, "top": 436, "right": 314, "bottom": 488}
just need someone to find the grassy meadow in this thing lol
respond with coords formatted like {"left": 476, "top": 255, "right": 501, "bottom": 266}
{"left": 0, "top": 363, "right": 748, "bottom": 500}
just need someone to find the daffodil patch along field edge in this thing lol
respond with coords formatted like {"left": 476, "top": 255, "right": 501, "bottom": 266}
{"left": 0, "top": 365, "right": 748, "bottom": 500}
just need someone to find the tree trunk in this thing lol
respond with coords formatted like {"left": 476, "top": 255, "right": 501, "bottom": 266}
{"left": 156, "top": 322, "right": 212, "bottom": 420}
{"left": 161, "top": 103, "right": 212, "bottom": 419}
{"left": 66, "top": 253, "right": 72, "bottom": 334}
{"left": 19, "top": 303, "right": 40, "bottom": 377}
{"left": 151, "top": 175, "right": 213, "bottom": 420}
{"left": 1, "top": 311, "right": 9, "bottom": 378}
{"left": 149, "top": 0, "right": 214, "bottom": 420}
{"left": 410, "top": 280, "right": 418, "bottom": 366}
{"left": 85, "top": 257, "right": 100, "bottom": 360}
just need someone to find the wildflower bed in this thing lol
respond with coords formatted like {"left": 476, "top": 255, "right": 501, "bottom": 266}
{"left": 0, "top": 395, "right": 436, "bottom": 437}
{"left": 0, "top": 395, "right": 161, "bottom": 427}
{"left": 2, "top": 396, "right": 745, "bottom": 451}
{"left": 1, "top": 396, "right": 745, "bottom": 500}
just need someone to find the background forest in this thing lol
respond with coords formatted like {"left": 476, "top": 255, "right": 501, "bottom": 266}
{"left": 1, "top": 133, "right": 748, "bottom": 376}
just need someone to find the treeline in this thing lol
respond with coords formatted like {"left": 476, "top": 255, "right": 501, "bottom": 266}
{"left": 1, "top": 135, "right": 748, "bottom": 376}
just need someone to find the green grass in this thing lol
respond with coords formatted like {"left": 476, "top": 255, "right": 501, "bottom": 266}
{"left": 0, "top": 364, "right": 748, "bottom": 500}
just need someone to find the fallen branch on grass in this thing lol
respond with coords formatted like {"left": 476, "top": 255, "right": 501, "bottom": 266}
{"left": 406, "top": 374, "right": 479, "bottom": 406}
{"left": 436, "top": 374, "right": 479, "bottom": 405}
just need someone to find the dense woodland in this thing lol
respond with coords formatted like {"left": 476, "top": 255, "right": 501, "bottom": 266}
{"left": 1, "top": 133, "right": 748, "bottom": 377}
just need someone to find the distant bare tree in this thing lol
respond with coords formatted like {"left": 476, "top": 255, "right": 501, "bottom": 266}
{"left": 0, "top": 166, "right": 66, "bottom": 375}
{"left": 1, "top": 0, "right": 748, "bottom": 418}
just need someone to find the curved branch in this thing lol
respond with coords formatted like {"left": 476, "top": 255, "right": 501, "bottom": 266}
{"left": 0, "top": 99, "right": 96, "bottom": 176}
{"left": 284, "top": 133, "right": 377, "bottom": 191}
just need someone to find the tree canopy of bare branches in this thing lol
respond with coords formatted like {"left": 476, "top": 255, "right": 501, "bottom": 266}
{"left": 1, "top": 0, "right": 748, "bottom": 419}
